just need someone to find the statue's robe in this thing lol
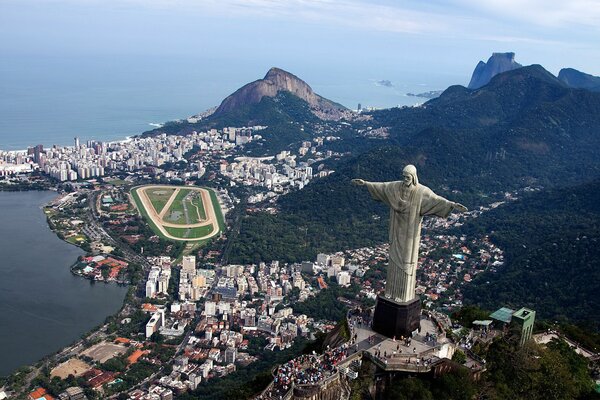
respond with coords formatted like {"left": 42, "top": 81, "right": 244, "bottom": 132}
{"left": 366, "top": 181, "right": 454, "bottom": 302}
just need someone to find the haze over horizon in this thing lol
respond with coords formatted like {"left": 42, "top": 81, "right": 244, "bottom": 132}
{"left": 1, "top": 0, "right": 600, "bottom": 148}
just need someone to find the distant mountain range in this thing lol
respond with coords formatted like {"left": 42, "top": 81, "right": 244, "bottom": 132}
{"left": 226, "top": 63, "right": 600, "bottom": 329}
{"left": 138, "top": 54, "right": 600, "bottom": 328}
{"left": 214, "top": 67, "right": 346, "bottom": 116}
{"left": 228, "top": 63, "right": 600, "bottom": 254}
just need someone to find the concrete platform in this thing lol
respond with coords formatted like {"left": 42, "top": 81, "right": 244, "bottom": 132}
{"left": 348, "top": 310, "right": 455, "bottom": 373}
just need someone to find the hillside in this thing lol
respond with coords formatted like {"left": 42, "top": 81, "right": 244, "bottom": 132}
{"left": 143, "top": 91, "right": 326, "bottom": 156}
{"left": 371, "top": 65, "right": 600, "bottom": 187}
{"left": 460, "top": 180, "right": 600, "bottom": 329}
{"left": 142, "top": 68, "right": 356, "bottom": 156}
{"left": 558, "top": 68, "right": 600, "bottom": 92}
{"left": 226, "top": 65, "right": 600, "bottom": 264}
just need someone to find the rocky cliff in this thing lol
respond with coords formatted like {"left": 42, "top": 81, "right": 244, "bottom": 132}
{"left": 558, "top": 68, "right": 600, "bottom": 92}
{"left": 467, "top": 52, "right": 522, "bottom": 89}
{"left": 214, "top": 67, "right": 345, "bottom": 115}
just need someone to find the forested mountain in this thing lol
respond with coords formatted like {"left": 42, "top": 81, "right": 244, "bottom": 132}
{"left": 226, "top": 65, "right": 600, "bottom": 264}
{"left": 142, "top": 68, "right": 351, "bottom": 156}
{"left": 460, "top": 180, "right": 600, "bottom": 329}
{"left": 144, "top": 91, "right": 322, "bottom": 155}
{"left": 369, "top": 65, "right": 600, "bottom": 191}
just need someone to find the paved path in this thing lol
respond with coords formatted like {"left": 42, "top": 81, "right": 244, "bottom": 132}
{"left": 347, "top": 315, "right": 453, "bottom": 372}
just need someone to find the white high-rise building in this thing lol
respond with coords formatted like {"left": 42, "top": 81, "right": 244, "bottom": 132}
{"left": 205, "top": 301, "right": 216, "bottom": 316}
{"left": 336, "top": 271, "right": 351, "bottom": 287}
{"left": 146, "top": 280, "right": 156, "bottom": 298}
{"left": 145, "top": 311, "right": 163, "bottom": 338}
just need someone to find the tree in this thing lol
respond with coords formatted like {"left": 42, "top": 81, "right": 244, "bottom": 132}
{"left": 386, "top": 377, "right": 433, "bottom": 400}
{"left": 452, "top": 349, "right": 467, "bottom": 365}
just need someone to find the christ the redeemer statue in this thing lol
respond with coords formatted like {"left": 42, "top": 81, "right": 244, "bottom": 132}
{"left": 353, "top": 165, "right": 467, "bottom": 303}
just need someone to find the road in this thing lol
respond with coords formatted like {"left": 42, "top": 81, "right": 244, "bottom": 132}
{"left": 88, "top": 190, "right": 151, "bottom": 269}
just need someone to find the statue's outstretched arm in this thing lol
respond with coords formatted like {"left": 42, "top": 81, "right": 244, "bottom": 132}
{"left": 452, "top": 202, "right": 468, "bottom": 213}
{"left": 351, "top": 179, "right": 366, "bottom": 186}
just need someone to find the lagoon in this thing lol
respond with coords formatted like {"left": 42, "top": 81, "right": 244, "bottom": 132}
{"left": 0, "top": 191, "right": 127, "bottom": 376}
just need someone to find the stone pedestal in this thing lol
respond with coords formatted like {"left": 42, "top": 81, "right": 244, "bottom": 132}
{"left": 372, "top": 296, "right": 421, "bottom": 338}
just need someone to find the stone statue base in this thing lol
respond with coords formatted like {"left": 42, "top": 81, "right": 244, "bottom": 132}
{"left": 372, "top": 296, "right": 421, "bottom": 338}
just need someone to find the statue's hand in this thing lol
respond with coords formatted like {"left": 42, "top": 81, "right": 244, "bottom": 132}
{"left": 453, "top": 202, "right": 468, "bottom": 213}
{"left": 352, "top": 179, "right": 366, "bottom": 186}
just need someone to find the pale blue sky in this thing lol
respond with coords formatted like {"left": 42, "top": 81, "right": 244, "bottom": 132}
{"left": 2, "top": 0, "right": 600, "bottom": 78}
{"left": 1, "top": 0, "right": 600, "bottom": 149}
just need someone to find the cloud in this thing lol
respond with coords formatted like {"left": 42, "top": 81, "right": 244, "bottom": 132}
{"left": 454, "top": 0, "right": 600, "bottom": 28}
{"left": 199, "top": 0, "right": 449, "bottom": 35}
{"left": 26, "top": 0, "right": 452, "bottom": 35}
{"left": 9, "top": 0, "right": 599, "bottom": 42}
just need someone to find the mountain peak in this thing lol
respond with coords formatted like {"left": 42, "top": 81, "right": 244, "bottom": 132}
{"left": 468, "top": 52, "right": 523, "bottom": 89}
{"left": 489, "top": 64, "right": 561, "bottom": 84}
{"left": 558, "top": 68, "right": 600, "bottom": 92}
{"left": 492, "top": 51, "right": 516, "bottom": 61}
{"left": 214, "top": 68, "right": 344, "bottom": 116}
{"left": 264, "top": 67, "right": 292, "bottom": 79}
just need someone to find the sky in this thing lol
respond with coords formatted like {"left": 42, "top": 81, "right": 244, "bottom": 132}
{"left": 2, "top": 0, "right": 599, "bottom": 74}
{"left": 1, "top": 0, "right": 600, "bottom": 148}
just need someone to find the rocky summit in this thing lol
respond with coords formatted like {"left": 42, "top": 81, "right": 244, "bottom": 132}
{"left": 468, "top": 52, "right": 523, "bottom": 89}
{"left": 214, "top": 67, "right": 345, "bottom": 115}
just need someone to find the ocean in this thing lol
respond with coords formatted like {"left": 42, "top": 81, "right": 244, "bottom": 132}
{"left": 0, "top": 55, "right": 452, "bottom": 150}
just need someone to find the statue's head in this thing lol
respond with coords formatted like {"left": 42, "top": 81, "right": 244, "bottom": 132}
{"left": 402, "top": 164, "right": 418, "bottom": 187}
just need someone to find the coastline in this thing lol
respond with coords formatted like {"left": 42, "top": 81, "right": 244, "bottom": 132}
{"left": 0, "top": 135, "right": 135, "bottom": 154}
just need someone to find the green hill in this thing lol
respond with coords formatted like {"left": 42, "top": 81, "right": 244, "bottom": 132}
{"left": 460, "top": 180, "right": 600, "bottom": 329}
{"left": 225, "top": 66, "right": 600, "bottom": 330}
{"left": 143, "top": 91, "right": 319, "bottom": 155}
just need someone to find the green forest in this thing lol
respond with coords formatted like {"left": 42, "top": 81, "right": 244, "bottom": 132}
{"left": 461, "top": 180, "right": 600, "bottom": 330}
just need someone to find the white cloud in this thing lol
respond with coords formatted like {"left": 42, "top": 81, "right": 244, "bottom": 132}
{"left": 22, "top": 0, "right": 452, "bottom": 34}
{"left": 9, "top": 0, "right": 599, "bottom": 41}
{"left": 454, "top": 0, "right": 600, "bottom": 28}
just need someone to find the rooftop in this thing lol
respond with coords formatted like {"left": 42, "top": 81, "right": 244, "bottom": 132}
{"left": 489, "top": 307, "right": 515, "bottom": 324}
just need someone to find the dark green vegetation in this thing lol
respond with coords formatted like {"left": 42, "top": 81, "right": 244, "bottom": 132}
{"left": 293, "top": 282, "right": 359, "bottom": 321}
{"left": 225, "top": 147, "right": 416, "bottom": 263}
{"left": 109, "top": 213, "right": 185, "bottom": 258}
{"left": 480, "top": 335, "right": 597, "bottom": 400}
{"left": 0, "top": 179, "right": 50, "bottom": 191}
{"left": 225, "top": 65, "right": 600, "bottom": 264}
{"left": 461, "top": 180, "right": 600, "bottom": 330}
{"left": 355, "top": 334, "right": 598, "bottom": 400}
{"left": 372, "top": 65, "right": 600, "bottom": 190}
{"left": 219, "top": 66, "right": 600, "bottom": 333}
